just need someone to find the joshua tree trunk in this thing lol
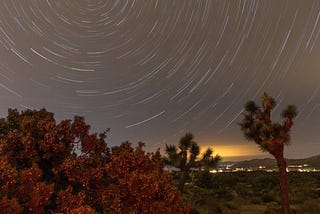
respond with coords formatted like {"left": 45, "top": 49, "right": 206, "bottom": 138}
{"left": 275, "top": 146, "right": 290, "bottom": 214}
{"left": 178, "top": 169, "right": 188, "bottom": 192}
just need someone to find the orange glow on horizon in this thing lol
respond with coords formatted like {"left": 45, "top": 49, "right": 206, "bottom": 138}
{"left": 200, "top": 143, "right": 267, "bottom": 160}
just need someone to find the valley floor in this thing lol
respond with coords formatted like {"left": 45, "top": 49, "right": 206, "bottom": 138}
{"left": 182, "top": 171, "right": 320, "bottom": 213}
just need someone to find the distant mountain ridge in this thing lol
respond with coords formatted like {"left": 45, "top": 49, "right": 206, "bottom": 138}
{"left": 230, "top": 154, "right": 320, "bottom": 169}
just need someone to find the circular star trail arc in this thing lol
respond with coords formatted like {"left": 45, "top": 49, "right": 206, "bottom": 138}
{"left": 0, "top": 0, "right": 320, "bottom": 160}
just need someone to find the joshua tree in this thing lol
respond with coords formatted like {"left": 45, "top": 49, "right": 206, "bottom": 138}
{"left": 239, "top": 92, "right": 297, "bottom": 214}
{"left": 164, "top": 133, "right": 221, "bottom": 192}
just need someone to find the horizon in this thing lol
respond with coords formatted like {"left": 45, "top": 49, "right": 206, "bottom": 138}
{"left": 219, "top": 153, "right": 320, "bottom": 162}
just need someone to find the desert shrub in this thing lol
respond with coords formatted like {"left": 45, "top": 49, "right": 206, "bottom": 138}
{"left": 189, "top": 207, "right": 200, "bottom": 214}
{"left": 261, "top": 194, "right": 275, "bottom": 203}
{"left": 0, "top": 108, "right": 189, "bottom": 213}
{"left": 193, "top": 170, "right": 214, "bottom": 188}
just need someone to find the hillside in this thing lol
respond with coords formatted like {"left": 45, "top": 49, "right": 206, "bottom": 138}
{"left": 231, "top": 154, "right": 320, "bottom": 169}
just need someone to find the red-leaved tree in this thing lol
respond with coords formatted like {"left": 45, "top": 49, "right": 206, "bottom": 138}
{"left": 0, "top": 108, "right": 188, "bottom": 213}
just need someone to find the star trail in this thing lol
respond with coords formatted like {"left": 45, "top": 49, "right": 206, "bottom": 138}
{"left": 0, "top": 0, "right": 320, "bottom": 160}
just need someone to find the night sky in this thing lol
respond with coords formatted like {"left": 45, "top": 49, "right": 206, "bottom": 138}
{"left": 0, "top": 1, "right": 320, "bottom": 160}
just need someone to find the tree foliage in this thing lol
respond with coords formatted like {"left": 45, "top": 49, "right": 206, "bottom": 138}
{"left": 239, "top": 92, "right": 298, "bottom": 214}
{"left": 164, "top": 133, "right": 221, "bottom": 192}
{"left": 239, "top": 93, "right": 297, "bottom": 154}
{"left": 105, "top": 142, "right": 189, "bottom": 213}
{"left": 0, "top": 108, "right": 188, "bottom": 213}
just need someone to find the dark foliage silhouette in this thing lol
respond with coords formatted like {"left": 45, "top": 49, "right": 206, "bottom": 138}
{"left": 164, "top": 132, "right": 221, "bottom": 192}
{"left": 239, "top": 93, "right": 297, "bottom": 214}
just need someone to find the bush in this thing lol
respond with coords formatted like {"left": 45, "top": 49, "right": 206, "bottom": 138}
{"left": 0, "top": 108, "right": 189, "bottom": 213}
{"left": 261, "top": 194, "right": 275, "bottom": 203}
{"left": 193, "top": 170, "right": 215, "bottom": 188}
